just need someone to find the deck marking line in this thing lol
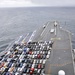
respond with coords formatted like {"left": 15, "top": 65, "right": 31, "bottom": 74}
{"left": 51, "top": 38, "right": 61, "bottom": 40}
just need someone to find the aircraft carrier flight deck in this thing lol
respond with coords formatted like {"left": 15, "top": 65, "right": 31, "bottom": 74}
{"left": 0, "top": 21, "right": 75, "bottom": 75}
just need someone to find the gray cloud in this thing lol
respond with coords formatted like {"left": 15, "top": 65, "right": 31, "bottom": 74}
{"left": 31, "top": 0, "right": 75, "bottom": 6}
{"left": 0, "top": 0, "right": 75, "bottom": 7}
{"left": 0, "top": 0, "right": 37, "bottom": 7}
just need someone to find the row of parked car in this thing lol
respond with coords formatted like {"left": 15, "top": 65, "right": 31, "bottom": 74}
{"left": 0, "top": 41, "right": 53, "bottom": 75}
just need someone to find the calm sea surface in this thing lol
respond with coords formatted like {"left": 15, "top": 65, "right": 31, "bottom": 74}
{"left": 0, "top": 7, "right": 75, "bottom": 52}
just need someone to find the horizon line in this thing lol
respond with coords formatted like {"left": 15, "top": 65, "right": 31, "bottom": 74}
{"left": 0, "top": 6, "right": 75, "bottom": 8}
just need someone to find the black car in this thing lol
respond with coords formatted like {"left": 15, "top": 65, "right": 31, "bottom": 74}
{"left": 23, "top": 68, "right": 27, "bottom": 73}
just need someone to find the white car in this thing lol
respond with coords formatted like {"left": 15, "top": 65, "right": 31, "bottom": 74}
{"left": 19, "top": 48, "right": 22, "bottom": 51}
{"left": 42, "top": 46, "right": 45, "bottom": 49}
{"left": 46, "top": 55, "right": 50, "bottom": 59}
{"left": 49, "top": 41, "right": 51, "bottom": 44}
{"left": 50, "top": 29, "right": 54, "bottom": 33}
{"left": 37, "top": 51, "right": 39, "bottom": 54}
{"left": 31, "top": 64, "right": 35, "bottom": 68}
{"left": 48, "top": 51, "right": 51, "bottom": 55}
{"left": 15, "top": 72, "right": 19, "bottom": 75}
{"left": 37, "top": 69, "right": 41, "bottom": 74}
{"left": 40, "top": 47, "right": 42, "bottom": 50}
{"left": 7, "top": 58, "right": 12, "bottom": 62}
{"left": 28, "top": 54, "right": 32, "bottom": 58}
{"left": 16, "top": 46, "right": 19, "bottom": 50}
{"left": 19, "top": 67, "right": 24, "bottom": 72}
{"left": 40, "top": 60, "right": 42, "bottom": 63}
{"left": 23, "top": 63, "right": 26, "bottom": 66}
{"left": 17, "top": 67, "right": 21, "bottom": 72}
{"left": 11, "top": 63, "right": 15, "bottom": 67}
{"left": 34, "top": 51, "right": 37, "bottom": 55}
{"left": 43, "top": 60, "right": 46, "bottom": 64}
{"left": 20, "top": 59, "right": 23, "bottom": 62}
{"left": 26, "top": 48, "right": 29, "bottom": 52}
{"left": 47, "top": 46, "right": 50, "bottom": 50}
{"left": 33, "top": 60, "right": 36, "bottom": 64}
{"left": 32, "top": 55, "right": 35, "bottom": 59}
{"left": 43, "top": 51, "right": 45, "bottom": 54}
{"left": 40, "top": 51, "right": 43, "bottom": 54}
{"left": 0, "top": 67, "right": 5, "bottom": 72}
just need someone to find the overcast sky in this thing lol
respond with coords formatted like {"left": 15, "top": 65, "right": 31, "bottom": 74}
{"left": 0, "top": 0, "right": 75, "bottom": 7}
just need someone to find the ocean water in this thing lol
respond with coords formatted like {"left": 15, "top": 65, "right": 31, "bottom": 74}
{"left": 0, "top": 7, "right": 75, "bottom": 52}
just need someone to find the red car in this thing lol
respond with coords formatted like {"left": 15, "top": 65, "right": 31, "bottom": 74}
{"left": 30, "top": 68, "right": 34, "bottom": 74}
{"left": 38, "top": 64, "right": 41, "bottom": 69}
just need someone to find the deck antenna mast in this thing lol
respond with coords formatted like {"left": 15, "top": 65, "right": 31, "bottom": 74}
{"left": 54, "top": 21, "right": 57, "bottom": 36}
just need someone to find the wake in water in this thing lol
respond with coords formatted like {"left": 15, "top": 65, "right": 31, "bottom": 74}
{"left": 0, "top": 38, "right": 14, "bottom": 52}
